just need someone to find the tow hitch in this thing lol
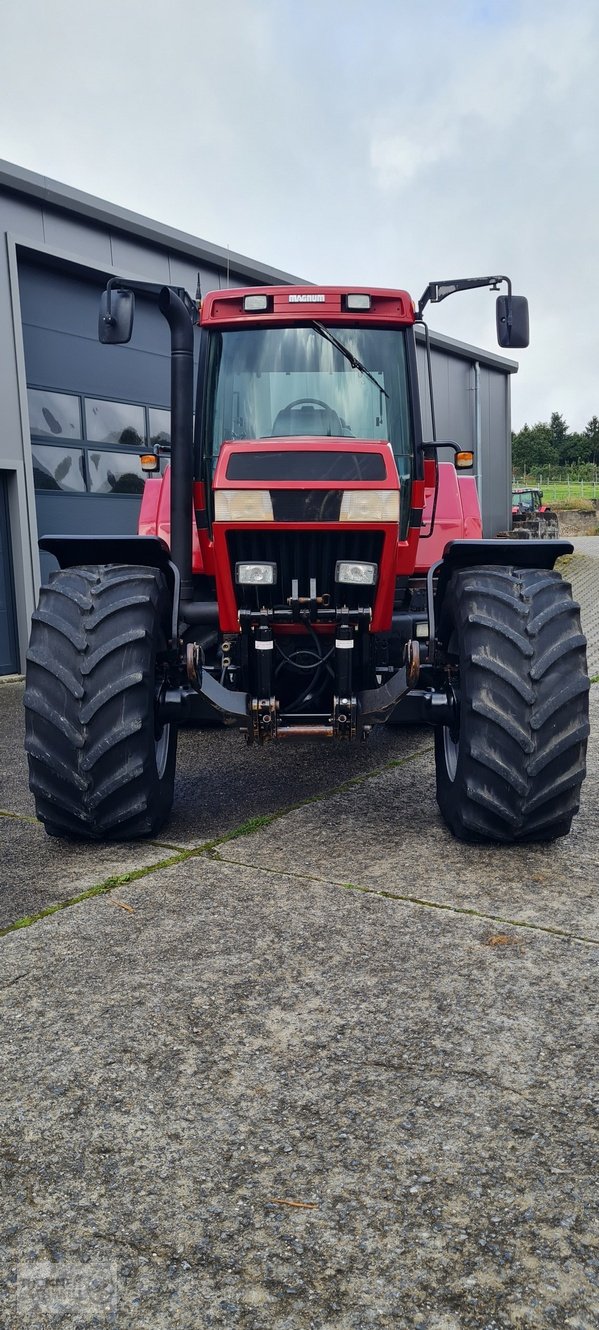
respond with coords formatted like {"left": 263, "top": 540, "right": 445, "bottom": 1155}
{"left": 183, "top": 630, "right": 424, "bottom": 741}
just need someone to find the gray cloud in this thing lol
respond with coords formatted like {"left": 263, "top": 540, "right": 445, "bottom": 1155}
{"left": 0, "top": 0, "right": 597, "bottom": 429}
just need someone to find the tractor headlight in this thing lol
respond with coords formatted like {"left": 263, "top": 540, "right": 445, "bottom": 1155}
{"left": 236, "top": 562, "right": 277, "bottom": 585}
{"left": 214, "top": 489, "right": 274, "bottom": 521}
{"left": 335, "top": 561, "right": 378, "bottom": 586}
{"left": 339, "top": 490, "right": 399, "bottom": 522}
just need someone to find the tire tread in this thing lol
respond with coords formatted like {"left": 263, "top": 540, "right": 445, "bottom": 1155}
{"left": 435, "top": 564, "right": 589, "bottom": 843}
{"left": 24, "top": 564, "right": 176, "bottom": 840}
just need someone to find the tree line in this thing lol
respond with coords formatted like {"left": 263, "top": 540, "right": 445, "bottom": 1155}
{"left": 512, "top": 413, "right": 599, "bottom": 471}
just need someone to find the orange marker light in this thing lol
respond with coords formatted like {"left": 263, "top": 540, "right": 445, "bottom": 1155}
{"left": 140, "top": 453, "right": 159, "bottom": 472}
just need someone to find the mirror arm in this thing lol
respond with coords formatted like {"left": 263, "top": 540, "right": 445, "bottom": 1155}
{"left": 420, "top": 441, "right": 461, "bottom": 457}
{"left": 102, "top": 276, "right": 197, "bottom": 327}
{"left": 416, "top": 274, "right": 512, "bottom": 319}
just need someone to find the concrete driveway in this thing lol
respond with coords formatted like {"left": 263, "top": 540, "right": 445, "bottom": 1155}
{"left": 0, "top": 549, "right": 598, "bottom": 1328}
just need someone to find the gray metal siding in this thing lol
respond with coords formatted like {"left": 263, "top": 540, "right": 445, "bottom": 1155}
{"left": 417, "top": 341, "right": 474, "bottom": 450}
{"left": 19, "top": 260, "right": 185, "bottom": 402}
{"left": 0, "top": 474, "right": 19, "bottom": 673}
{"left": 0, "top": 159, "right": 304, "bottom": 286}
{"left": 416, "top": 335, "right": 513, "bottom": 536}
{"left": 479, "top": 368, "right": 512, "bottom": 537}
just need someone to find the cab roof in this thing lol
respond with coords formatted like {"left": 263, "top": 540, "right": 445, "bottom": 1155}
{"left": 200, "top": 286, "right": 416, "bottom": 328}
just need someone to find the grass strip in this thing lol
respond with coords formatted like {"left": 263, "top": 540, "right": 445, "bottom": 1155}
{"left": 143, "top": 743, "right": 433, "bottom": 855}
{"left": 0, "top": 809, "right": 38, "bottom": 824}
{"left": 214, "top": 743, "right": 433, "bottom": 845}
{"left": 0, "top": 850, "right": 197, "bottom": 938}
{"left": 216, "top": 853, "right": 599, "bottom": 948}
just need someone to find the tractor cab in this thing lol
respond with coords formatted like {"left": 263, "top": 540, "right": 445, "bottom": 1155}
{"left": 198, "top": 288, "right": 418, "bottom": 533}
{"left": 512, "top": 487, "right": 543, "bottom": 514}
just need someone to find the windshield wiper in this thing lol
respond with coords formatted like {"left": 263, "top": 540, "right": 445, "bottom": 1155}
{"left": 310, "top": 322, "right": 389, "bottom": 399}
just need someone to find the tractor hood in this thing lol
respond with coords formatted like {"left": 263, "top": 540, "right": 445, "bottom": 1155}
{"left": 211, "top": 438, "right": 402, "bottom": 633}
{"left": 213, "top": 438, "right": 400, "bottom": 502}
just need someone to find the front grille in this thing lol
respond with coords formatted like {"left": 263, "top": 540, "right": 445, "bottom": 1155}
{"left": 227, "top": 528, "right": 384, "bottom": 612}
{"left": 270, "top": 490, "right": 342, "bottom": 522}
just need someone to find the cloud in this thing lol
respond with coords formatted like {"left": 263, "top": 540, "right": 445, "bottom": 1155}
{"left": 371, "top": 130, "right": 455, "bottom": 190}
{"left": 369, "top": 7, "right": 595, "bottom": 194}
{"left": 0, "top": 0, "right": 597, "bottom": 427}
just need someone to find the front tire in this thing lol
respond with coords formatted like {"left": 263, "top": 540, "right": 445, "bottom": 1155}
{"left": 25, "top": 564, "right": 177, "bottom": 840}
{"left": 434, "top": 566, "right": 589, "bottom": 843}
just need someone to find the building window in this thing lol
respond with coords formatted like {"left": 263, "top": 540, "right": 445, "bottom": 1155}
{"left": 84, "top": 398, "right": 146, "bottom": 446}
{"left": 29, "top": 387, "right": 171, "bottom": 496}
{"left": 27, "top": 389, "right": 82, "bottom": 439}
{"left": 87, "top": 450, "right": 145, "bottom": 494}
{"left": 149, "top": 407, "right": 171, "bottom": 447}
{"left": 32, "top": 443, "right": 86, "bottom": 492}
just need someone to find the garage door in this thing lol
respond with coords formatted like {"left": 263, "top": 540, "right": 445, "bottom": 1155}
{"left": 18, "top": 259, "right": 199, "bottom": 580}
{"left": 0, "top": 475, "right": 19, "bottom": 675}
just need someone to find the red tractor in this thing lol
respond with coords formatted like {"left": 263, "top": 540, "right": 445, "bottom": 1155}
{"left": 25, "top": 276, "right": 589, "bottom": 843}
{"left": 511, "top": 487, "right": 559, "bottom": 539}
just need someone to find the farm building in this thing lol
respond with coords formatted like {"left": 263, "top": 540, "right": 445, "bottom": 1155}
{"left": 0, "top": 159, "right": 518, "bottom": 673}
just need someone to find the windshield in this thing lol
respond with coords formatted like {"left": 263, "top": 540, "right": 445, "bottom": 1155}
{"left": 203, "top": 324, "right": 414, "bottom": 531}
{"left": 514, "top": 490, "right": 535, "bottom": 511}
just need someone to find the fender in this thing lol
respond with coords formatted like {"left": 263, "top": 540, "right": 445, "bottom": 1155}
{"left": 39, "top": 533, "right": 173, "bottom": 573}
{"left": 38, "top": 534, "right": 221, "bottom": 639}
{"left": 39, "top": 534, "right": 181, "bottom": 640}
{"left": 426, "top": 538, "right": 574, "bottom": 643}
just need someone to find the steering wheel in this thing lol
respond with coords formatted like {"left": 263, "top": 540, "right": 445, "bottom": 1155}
{"left": 272, "top": 397, "right": 344, "bottom": 437}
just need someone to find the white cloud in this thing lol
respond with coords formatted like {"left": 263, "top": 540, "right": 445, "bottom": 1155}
{"left": 371, "top": 130, "right": 456, "bottom": 189}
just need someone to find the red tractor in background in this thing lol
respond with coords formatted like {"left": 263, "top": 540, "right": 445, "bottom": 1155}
{"left": 25, "top": 276, "right": 589, "bottom": 844}
{"left": 511, "top": 487, "right": 559, "bottom": 539}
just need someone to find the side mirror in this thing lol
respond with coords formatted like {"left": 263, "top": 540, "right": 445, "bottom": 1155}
{"left": 98, "top": 287, "right": 135, "bottom": 344}
{"left": 496, "top": 294, "right": 529, "bottom": 349}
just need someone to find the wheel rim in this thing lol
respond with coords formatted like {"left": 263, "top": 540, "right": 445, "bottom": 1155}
{"left": 443, "top": 723, "right": 459, "bottom": 783}
{"left": 155, "top": 723, "right": 170, "bottom": 779}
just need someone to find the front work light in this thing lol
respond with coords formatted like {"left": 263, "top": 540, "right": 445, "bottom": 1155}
{"left": 339, "top": 489, "right": 399, "bottom": 522}
{"left": 345, "top": 293, "right": 372, "bottom": 310}
{"left": 214, "top": 489, "right": 274, "bottom": 521}
{"left": 236, "top": 562, "right": 277, "bottom": 585}
{"left": 244, "top": 294, "right": 271, "bottom": 312}
{"left": 335, "top": 560, "right": 378, "bottom": 586}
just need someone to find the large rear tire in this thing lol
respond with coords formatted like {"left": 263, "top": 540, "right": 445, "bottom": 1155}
{"left": 434, "top": 566, "right": 589, "bottom": 843}
{"left": 25, "top": 564, "right": 177, "bottom": 840}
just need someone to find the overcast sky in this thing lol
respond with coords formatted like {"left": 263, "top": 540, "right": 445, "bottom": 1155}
{"left": 1, "top": 0, "right": 597, "bottom": 431}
